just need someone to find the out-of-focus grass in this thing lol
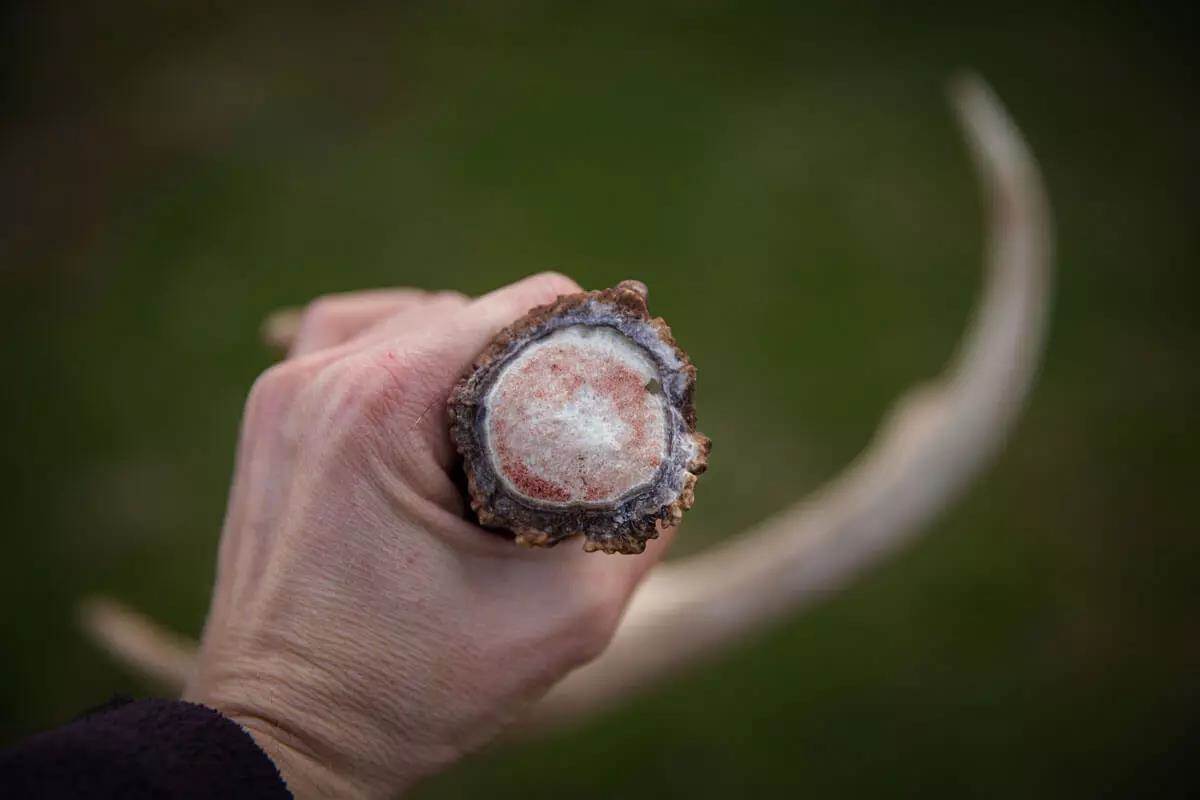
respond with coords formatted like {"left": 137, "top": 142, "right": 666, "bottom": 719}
{"left": 2, "top": 1, "right": 1197, "bottom": 796}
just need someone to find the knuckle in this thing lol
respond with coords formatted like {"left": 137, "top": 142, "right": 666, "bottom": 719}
{"left": 245, "top": 361, "right": 306, "bottom": 417}
{"left": 525, "top": 271, "right": 582, "bottom": 301}
{"left": 286, "top": 298, "right": 343, "bottom": 353}
{"left": 251, "top": 361, "right": 299, "bottom": 395}
{"left": 418, "top": 292, "right": 470, "bottom": 319}
{"left": 300, "top": 296, "right": 343, "bottom": 330}
{"left": 434, "top": 290, "right": 470, "bottom": 304}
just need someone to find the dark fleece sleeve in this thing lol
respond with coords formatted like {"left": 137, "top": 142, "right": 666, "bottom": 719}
{"left": 0, "top": 696, "right": 292, "bottom": 799}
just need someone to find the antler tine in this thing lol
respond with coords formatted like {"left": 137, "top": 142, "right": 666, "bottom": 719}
{"left": 79, "top": 596, "right": 197, "bottom": 689}
{"left": 525, "top": 74, "right": 1054, "bottom": 729}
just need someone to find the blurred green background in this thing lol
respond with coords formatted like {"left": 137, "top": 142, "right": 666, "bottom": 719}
{"left": 2, "top": 1, "right": 1197, "bottom": 796}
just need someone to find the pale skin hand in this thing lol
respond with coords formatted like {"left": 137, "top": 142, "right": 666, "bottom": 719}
{"left": 182, "top": 273, "right": 675, "bottom": 799}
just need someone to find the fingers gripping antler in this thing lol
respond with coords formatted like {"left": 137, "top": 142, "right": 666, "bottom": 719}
{"left": 79, "top": 76, "right": 1053, "bottom": 733}
{"left": 524, "top": 75, "right": 1054, "bottom": 729}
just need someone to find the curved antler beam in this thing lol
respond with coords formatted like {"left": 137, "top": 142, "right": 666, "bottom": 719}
{"left": 524, "top": 74, "right": 1054, "bottom": 730}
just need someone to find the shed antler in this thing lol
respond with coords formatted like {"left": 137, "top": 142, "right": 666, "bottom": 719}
{"left": 524, "top": 74, "right": 1053, "bottom": 728}
{"left": 79, "top": 75, "right": 1053, "bottom": 733}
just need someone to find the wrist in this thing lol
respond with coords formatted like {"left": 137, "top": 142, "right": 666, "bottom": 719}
{"left": 184, "top": 677, "right": 427, "bottom": 799}
{"left": 230, "top": 713, "right": 371, "bottom": 799}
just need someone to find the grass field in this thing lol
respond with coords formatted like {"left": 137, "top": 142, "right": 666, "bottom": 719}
{"left": 2, "top": 2, "right": 1197, "bottom": 796}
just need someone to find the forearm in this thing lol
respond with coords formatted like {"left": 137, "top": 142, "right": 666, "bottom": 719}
{"left": 0, "top": 697, "right": 290, "bottom": 799}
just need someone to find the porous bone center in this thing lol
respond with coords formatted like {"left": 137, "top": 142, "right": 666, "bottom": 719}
{"left": 484, "top": 325, "right": 668, "bottom": 505}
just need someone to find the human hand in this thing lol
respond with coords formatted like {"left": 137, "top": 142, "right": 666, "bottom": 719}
{"left": 183, "top": 273, "right": 675, "bottom": 798}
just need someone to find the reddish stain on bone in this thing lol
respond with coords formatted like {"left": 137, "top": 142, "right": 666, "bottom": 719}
{"left": 487, "top": 330, "right": 667, "bottom": 504}
{"left": 498, "top": 456, "right": 570, "bottom": 503}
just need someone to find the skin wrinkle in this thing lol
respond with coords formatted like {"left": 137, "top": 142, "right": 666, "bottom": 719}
{"left": 217, "top": 675, "right": 378, "bottom": 794}
{"left": 246, "top": 453, "right": 532, "bottom": 767}
{"left": 213, "top": 570, "right": 461, "bottom": 787}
